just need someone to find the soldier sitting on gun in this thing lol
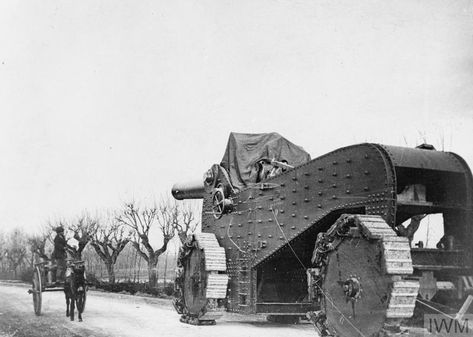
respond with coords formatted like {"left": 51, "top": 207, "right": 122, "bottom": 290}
{"left": 255, "top": 159, "right": 273, "bottom": 182}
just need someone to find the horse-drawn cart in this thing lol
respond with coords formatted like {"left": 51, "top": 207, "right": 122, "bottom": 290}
{"left": 28, "top": 259, "right": 87, "bottom": 317}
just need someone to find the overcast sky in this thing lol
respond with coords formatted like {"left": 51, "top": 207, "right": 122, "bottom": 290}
{"left": 1, "top": 0, "right": 472, "bottom": 234}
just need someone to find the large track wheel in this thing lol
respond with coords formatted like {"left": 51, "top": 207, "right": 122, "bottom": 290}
{"left": 31, "top": 266, "right": 42, "bottom": 316}
{"left": 312, "top": 215, "right": 419, "bottom": 337}
{"left": 174, "top": 233, "right": 229, "bottom": 325}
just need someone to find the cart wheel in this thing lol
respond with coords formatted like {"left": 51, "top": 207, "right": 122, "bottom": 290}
{"left": 32, "top": 267, "right": 42, "bottom": 316}
{"left": 77, "top": 285, "right": 87, "bottom": 313}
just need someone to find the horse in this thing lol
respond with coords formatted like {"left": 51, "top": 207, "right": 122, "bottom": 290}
{"left": 64, "top": 262, "right": 86, "bottom": 322}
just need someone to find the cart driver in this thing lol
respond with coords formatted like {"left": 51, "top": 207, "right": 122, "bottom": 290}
{"left": 51, "top": 226, "right": 67, "bottom": 282}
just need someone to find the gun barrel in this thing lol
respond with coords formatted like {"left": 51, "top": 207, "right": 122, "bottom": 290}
{"left": 171, "top": 181, "right": 205, "bottom": 200}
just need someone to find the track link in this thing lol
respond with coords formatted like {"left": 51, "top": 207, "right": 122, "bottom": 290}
{"left": 174, "top": 233, "right": 228, "bottom": 324}
{"left": 358, "top": 216, "right": 419, "bottom": 319}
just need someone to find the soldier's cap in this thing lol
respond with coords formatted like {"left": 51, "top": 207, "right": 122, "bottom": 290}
{"left": 55, "top": 226, "right": 64, "bottom": 233}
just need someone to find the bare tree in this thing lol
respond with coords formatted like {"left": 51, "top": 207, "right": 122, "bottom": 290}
{"left": 28, "top": 225, "right": 53, "bottom": 263}
{"left": 66, "top": 214, "right": 97, "bottom": 260}
{"left": 173, "top": 202, "right": 199, "bottom": 244}
{"left": 0, "top": 231, "right": 7, "bottom": 273}
{"left": 5, "top": 228, "right": 28, "bottom": 278}
{"left": 90, "top": 215, "right": 130, "bottom": 284}
{"left": 117, "top": 201, "right": 175, "bottom": 288}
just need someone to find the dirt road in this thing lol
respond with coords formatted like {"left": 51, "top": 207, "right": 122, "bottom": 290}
{"left": 0, "top": 282, "right": 317, "bottom": 337}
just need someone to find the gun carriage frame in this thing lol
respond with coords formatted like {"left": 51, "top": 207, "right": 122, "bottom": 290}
{"left": 172, "top": 134, "right": 473, "bottom": 336}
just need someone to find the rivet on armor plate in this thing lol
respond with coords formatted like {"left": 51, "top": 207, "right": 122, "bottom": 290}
{"left": 238, "top": 223, "right": 242, "bottom": 227}
{"left": 268, "top": 219, "right": 273, "bottom": 222}
{"left": 279, "top": 236, "right": 284, "bottom": 240}
{"left": 304, "top": 172, "right": 310, "bottom": 176}
{"left": 257, "top": 205, "right": 262, "bottom": 210}
{"left": 257, "top": 220, "right": 262, "bottom": 223}
{"left": 365, "top": 154, "right": 369, "bottom": 159}
{"left": 292, "top": 213, "right": 296, "bottom": 217}
{"left": 304, "top": 198, "right": 309, "bottom": 202}
{"left": 364, "top": 186, "right": 369, "bottom": 191}
{"left": 318, "top": 179, "right": 323, "bottom": 183}
{"left": 279, "top": 222, "right": 284, "bottom": 226}
{"left": 248, "top": 220, "right": 253, "bottom": 223}
{"left": 238, "top": 211, "right": 242, "bottom": 215}
{"left": 332, "top": 161, "right": 338, "bottom": 165}
{"left": 280, "top": 196, "right": 286, "bottom": 200}
{"left": 346, "top": 174, "right": 351, "bottom": 178}
{"left": 292, "top": 201, "right": 296, "bottom": 205}
{"left": 281, "top": 183, "right": 285, "bottom": 187}
{"left": 248, "top": 232, "right": 252, "bottom": 235}
{"left": 304, "top": 185, "right": 309, "bottom": 189}
{"left": 237, "top": 235, "right": 241, "bottom": 238}
{"left": 364, "top": 170, "right": 369, "bottom": 175}
{"left": 291, "top": 226, "right": 296, "bottom": 229}
{"left": 249, "top": 196, "right": 254, "bottom": 199}
{"left": 317, "top": 204, "right": 322, "bottom": 208}
{"left": 292, "top": 189, "right": 297, "bottom": 193}
{"left": 258, "top": 233, "right": 261, "bottom": 237}
{"left": 304, "top": 215, "right": 309, "bottom": 219}
{"left": 228, "top": 235, "right": 232, "bottom": 238}
{"left": 346, "top": 158, "right": 352, "bottom": 163}
{"left": 332, "top": 195, "right": 337, "bottom": 199}
{"left": 318, "top": 167, "right": 324, "bottom": 171}
{"left": 229, "top": 224, "right": 232, "bottom": 227}
{"left": 318, "top": 191, "right": 323, "bottom": 196}
{"left": 268, "top": 234, "right": 272, "bottom": 238}
{"left": 346, "top": 190, "right": 351, "bottom": 194}
{"left": 280, "top": 209, "right": 285, "bottom": 213}
{"left": 332, "top": 184, "right": 337, "bottom": 188}
{"left": 332, "top": 172, "right": 337, "bottom": 176}
{"left": 292, "top": 176, "right": 297, "bottom": 181}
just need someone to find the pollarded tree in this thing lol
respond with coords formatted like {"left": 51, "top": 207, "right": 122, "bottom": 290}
{"left": 173, "top": 202, "right": 200, "bottom": 244}
{"left": 66, "top": 214, "right": 97, "bottom": 260}
{"left": 117, "top": 200, "right": 175, "bottom": 288}
{"left": 28, "top": 225, "right": 53, "bottom": 262}
{"left": 28, "top": 233, "right": 50, "bottom": 261}
{"left": 90, "top": 215, "right": 130, "bottom": 284}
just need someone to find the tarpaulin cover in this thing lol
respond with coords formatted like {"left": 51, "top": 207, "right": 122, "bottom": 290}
{"left": 220, "top": 132, "right": 311, "bottom": 190}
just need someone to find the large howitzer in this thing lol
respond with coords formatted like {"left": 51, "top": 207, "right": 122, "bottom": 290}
{"left": 172, "top": 133, "right": 473, "bottom": 336}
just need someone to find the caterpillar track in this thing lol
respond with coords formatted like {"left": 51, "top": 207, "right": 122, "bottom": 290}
{"left": 172, "top": 136, "right": 473, "bottom": 330}
{"left": 312, "top": 215, "right": 420, "bottom": 337}
{"left": 173, "top": 233, "right": 229, "bottom": 325}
